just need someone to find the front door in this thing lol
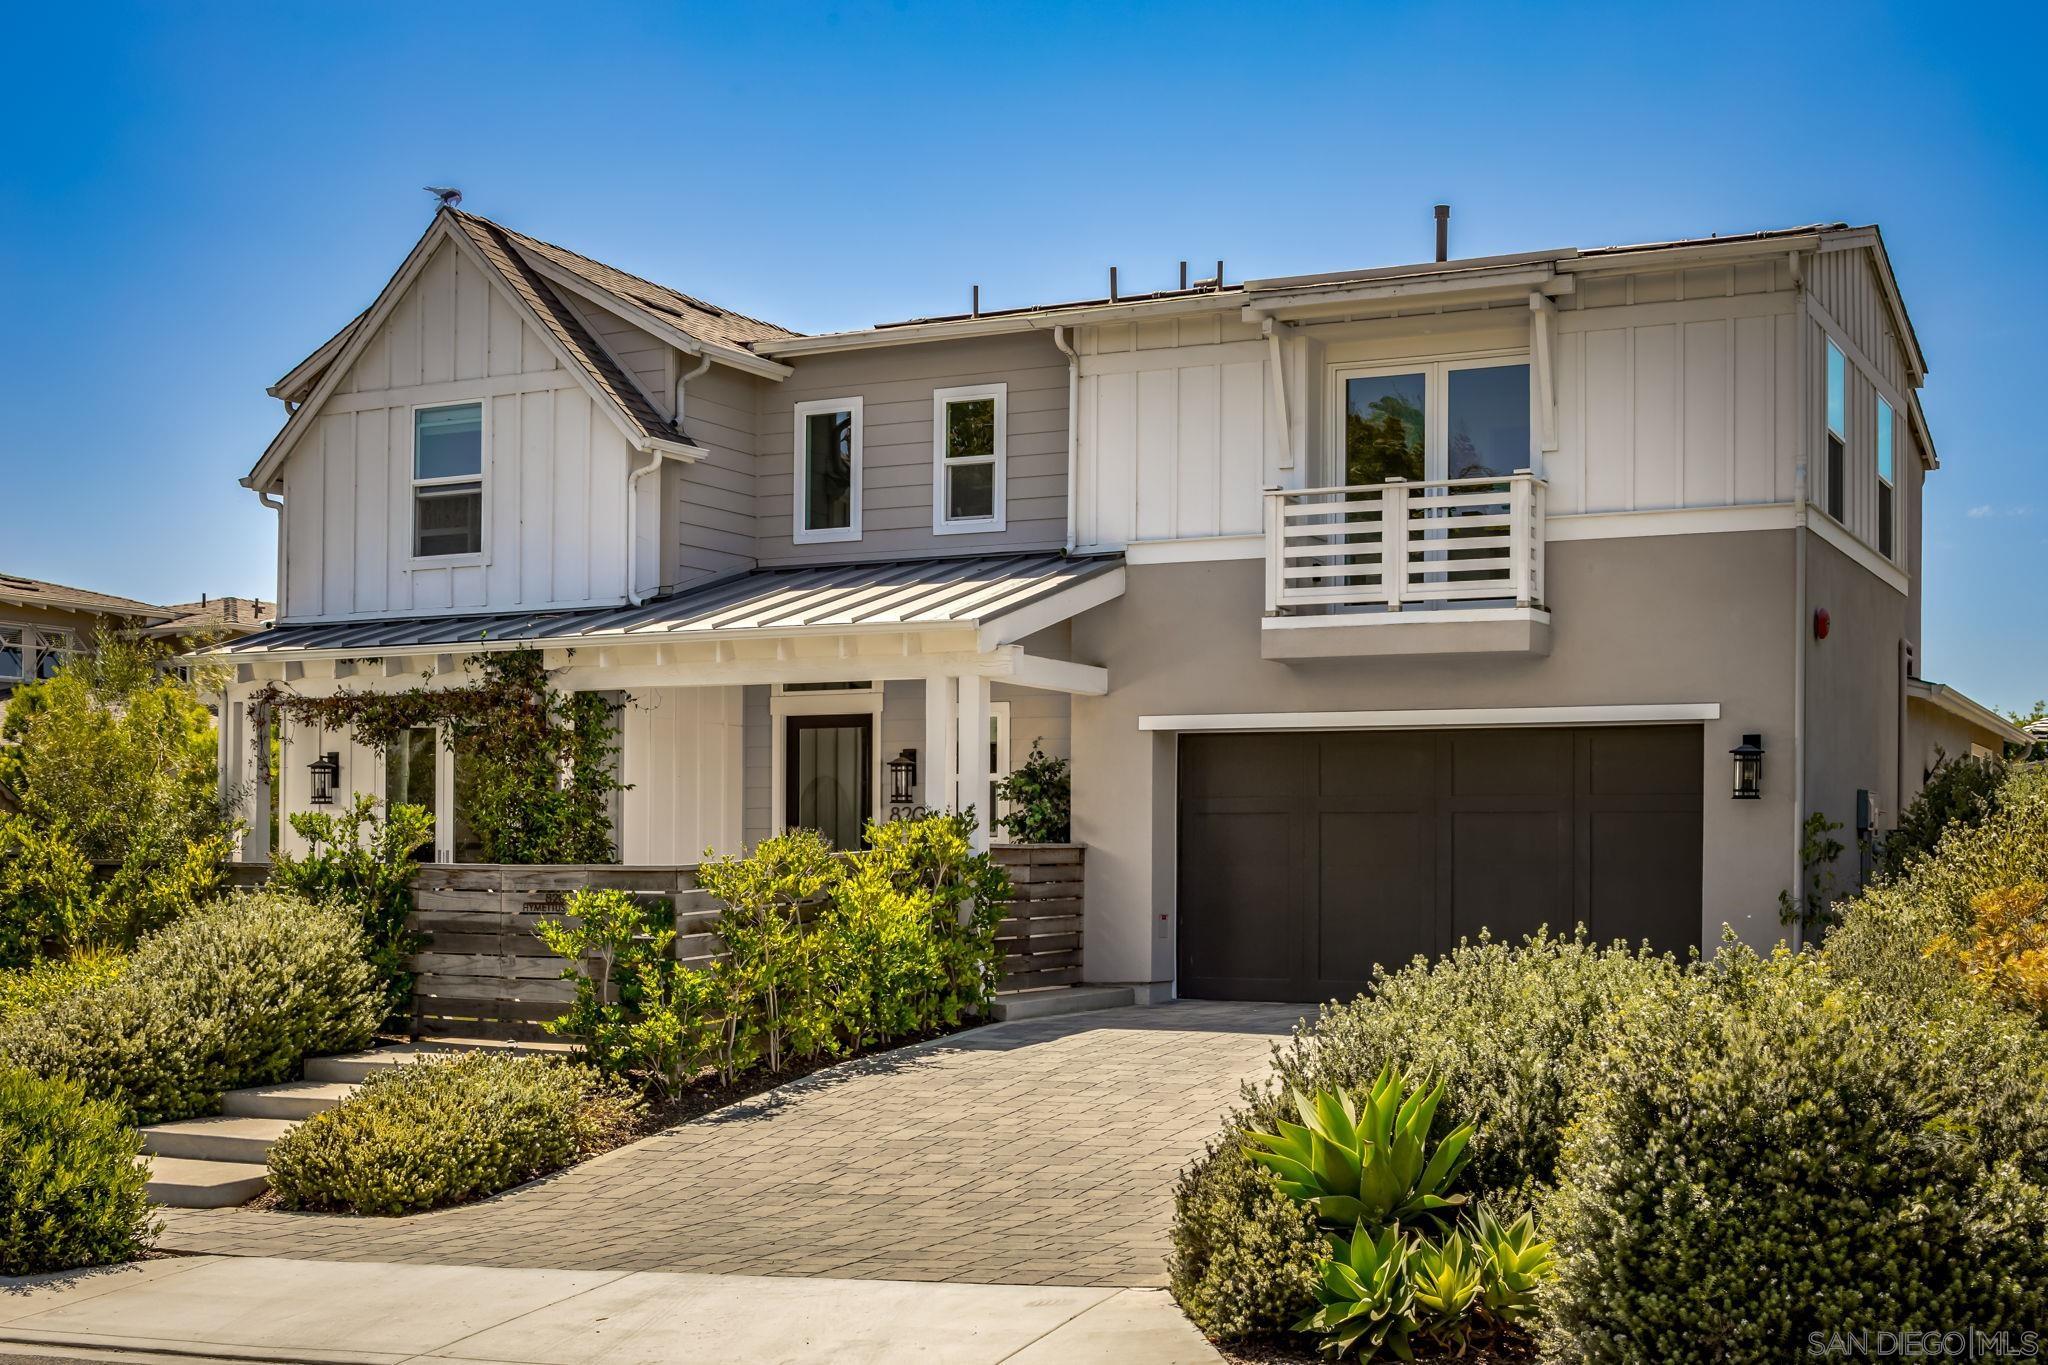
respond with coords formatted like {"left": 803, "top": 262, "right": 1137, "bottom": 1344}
{"left": 784, "top": 713, "right": 873, "bottom": 848}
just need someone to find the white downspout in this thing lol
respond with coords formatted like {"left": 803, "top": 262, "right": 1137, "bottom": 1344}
{"left": 627, "top": 350, "right": 713, "bottom": 607}
{"left": 1261, "top": 318, "right": 1294, "bottom": 471}
{"left": 1054, "top": 325, "right": 1078, "bottom": 553}
{"left": 1790, "top": 256, "right": 1811, "bottom": 952}
{"left": 258, "top": 487, "right": 286, "bottom": 619}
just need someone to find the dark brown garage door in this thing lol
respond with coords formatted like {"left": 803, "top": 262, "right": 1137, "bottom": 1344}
{"left": 1177, "top": 726, "right": 1702, "bottom": 1002}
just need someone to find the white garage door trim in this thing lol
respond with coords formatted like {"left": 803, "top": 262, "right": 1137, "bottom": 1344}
{"left": 1139, "top": 703, "right": 1721, "bottom": 732}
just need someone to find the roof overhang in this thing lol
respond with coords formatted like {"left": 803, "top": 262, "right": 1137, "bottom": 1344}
{"left": 520, "top": 254, "right": 794, "bottom": 381}
{"left": 752, "top": 291, "right": 1243, "bottom": 358}
{"left": 1907, "top": 679, "right": 2029, "bottom": 748}
{"left": 0, "top": 589, "right": 173, "bottom": 621}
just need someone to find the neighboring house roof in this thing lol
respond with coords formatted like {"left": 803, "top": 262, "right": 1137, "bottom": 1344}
{"left": 205, "top": 551, "right": 1125, "bottom": 657}
{"left": 143, "top": 596, "right": 277, "bottom": 640}
{"left": 1906, "top": 678, "right": 2031, "bottom": 748}
{"left": 0, "top": 573, "right": 174, "bottom": 622}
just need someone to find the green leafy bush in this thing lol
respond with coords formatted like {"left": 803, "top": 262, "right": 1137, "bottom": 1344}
{"left": 0, "top": 890, "right": 381, "bottom": 1123}
{"left": 1172, "top": 935, "right": 1674, "bottom": 1342}
{"left": 1542, "top": 948, "right": 2048, "bottom": 1362}
{"left": 266, "top": 1052, "right": 640, "bottom": 1215}
{"left": 1878, "top": 751, "right": 2007, "bottom": 881}
{"left": 272, "top": 794, "right": 432, "bottom": 1013}
{"left": 0, "top": 640, "right": 238, "bottom": 955}
{"left": 0, "top": 948, "right": 123, "bottom": 1024}
{"left": 0, "top": 1064, "right": 157, "bottom": 1274}
{"left": 844, "top": 810, "right": 1010, "bottom": 1029}
{"left": 994, "top": 740, "right": 1071, "bottom": 843}
{"left": 538, "top": 887, "right": 727, "bottom": 1095}
{"left": 0, "top": 816, "right": 100, "bottom": 967}
{"left": 695, "top": 828, "right": 841, "bottom": 1073}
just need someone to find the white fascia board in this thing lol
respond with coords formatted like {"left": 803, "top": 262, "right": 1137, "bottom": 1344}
{"left": 1806, "top": 512, "right": 1910, "bottom": 596}
{"left": 1003, "top": 649, "right": 1108, "bottom": 696}
{"left": 1123, "top": 534, "right": 1264, "bottom": 564}
{"left": 977, "top": 566, "right": 1126, "bottom": 651}
{"left": 520, "top": 256, "right": 795, "bottom": 381}
{"left": 1558, "top": 235, "right": 1823, "bottom": 275}
{"left": 637, "top": 436, "right": 709, "bottom": 461}
{"left": 267, "top": 317, "right": 363, "bottom": 402}
{"left": 1139, "top": 703, "right": 1722, "bottom": 732}
{"left": 754, "top": 294, "right": 1242, "bottom": 359}
{"left": 1244, "top": 265, "right": 1560, "bottom": 317}
{"left": 1907, "top": 680, "right": 2030, "bottom": 748}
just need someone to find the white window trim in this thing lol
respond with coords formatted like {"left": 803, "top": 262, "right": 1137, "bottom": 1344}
{"left": 931, "top": 382, "right": 1008, "bottom": 535}
{"left": 768, "top": 683, "right": 884, "bottom": 836}
{"left": 1823, "top": 339, "right": 1848, "bottom": 526}
{"left": 408, "top": 400, "right": 490, "bottom": 570}
{"left": 792, "top": 396, "right": 863, "bottom": 545}
{"left": 0, "top": 624, "right": 71, "bottom": 685}
{"left": 1324, "top": 351, "right": 1535, "bottom": 485}
{"left": 1875, "top": 394, "right": 1897, "bottom": 562}
{"left": 987, "top": 699, "right": 1013, "bottom": 840}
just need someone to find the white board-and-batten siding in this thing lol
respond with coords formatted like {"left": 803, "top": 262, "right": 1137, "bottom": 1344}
{"left": 620, "top": 686, "right": 746, "bottom": 863}
{"left": 280, "top": 241, "right": 634, "bottom": 621}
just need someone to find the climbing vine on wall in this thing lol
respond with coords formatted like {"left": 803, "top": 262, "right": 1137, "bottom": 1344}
{"left": 250, "top": 647, "right": 625, "bottom": 865}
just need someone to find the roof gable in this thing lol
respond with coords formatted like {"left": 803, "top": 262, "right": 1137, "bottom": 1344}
{"left": 244, "top": 211, "right": 684, "bottom": 490}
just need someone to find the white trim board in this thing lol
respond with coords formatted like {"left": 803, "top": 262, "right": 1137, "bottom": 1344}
{"left": 1122, "top": 535, "right": 1264, "bottom": 564}
{"left": 1805, "top": 509, "right": 1909, "bottom": 596}
{"left": 1545, "top": 504, "right": 1797, "bottom": 541}
{"left": 1138, "top": 703, "right": 1722, "bottom": 732}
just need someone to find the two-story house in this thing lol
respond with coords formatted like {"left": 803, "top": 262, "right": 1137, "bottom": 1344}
{"left": 206, "top": 206, "right": 2020, "bottom": 1003}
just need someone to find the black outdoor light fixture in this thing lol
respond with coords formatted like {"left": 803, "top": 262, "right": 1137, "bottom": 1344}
{"left": 887, "top": 749, "right": 919, "bottom": 814}
{"left": 1729, "top": 734, "right": 1764, "bottom": 800}
{"left": 307, "top": 751, "right": 342, "bottom": 806}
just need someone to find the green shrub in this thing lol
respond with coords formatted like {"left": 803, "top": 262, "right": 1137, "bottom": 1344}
{"left": 0, "top": 1064, "right": 157, "bottom": 1274}
{"left": 1542, "top": 947, "right": 2048, "bottom": 1362}
{"left": 993, "top": 740, "right": 1071, "bottom": 844}
{"left": 695, "top": 828, "right": 841, "bottom": 1073}
{"left": 0, "top": 815, "right": 100, "bottom": 968}
{"left": 1878, "top": 751, "right": 2007, "bottom": 881}
{"left": 0, "top": 949, "right": 124, "bottom": 1024}
{"left": 271, "top": 793, "right": 432, "bottom": 1013}
{"left": 0, "top": 890, "right": 381, "bottom": 1123}
{"left": 1825, "top": 765, "right": 2048, "bottom": 1002}
{"left": 1171, "top": 934, "right": 1674, "bottom": 1341}
{"left": 266, "top": 1052, "right": 640, "bottom": 1215}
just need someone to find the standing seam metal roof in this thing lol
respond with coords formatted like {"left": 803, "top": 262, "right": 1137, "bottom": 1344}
{"left": 209, "top": 553, "right": 1122, "bottom": 656}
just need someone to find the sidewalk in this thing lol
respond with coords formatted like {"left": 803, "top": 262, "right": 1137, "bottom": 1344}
{"left": 0, "top": 1256, "right": 1222, "bottom": 1364}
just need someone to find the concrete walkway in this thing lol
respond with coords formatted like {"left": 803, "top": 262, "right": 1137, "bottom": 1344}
{"left": 0, "top": 1256, "right": 1221, "bottom": 1364}
{"left": 160, "top": 1002, "right": 1305, "bottom": 1287}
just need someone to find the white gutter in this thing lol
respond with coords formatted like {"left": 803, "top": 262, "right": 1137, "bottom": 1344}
{"left": 1054, "top": 325, "right": 1078, "bottom": 552}
{"left": 1906, "top": 679, "right": 2031, "bottom": 748}
{"left": 627, "top": 351, "right": 714, "bottom": 607}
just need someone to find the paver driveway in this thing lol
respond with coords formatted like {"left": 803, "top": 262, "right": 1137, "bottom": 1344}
{"left": 159, "top": 1001, "right": 1306, "bottom": 1287}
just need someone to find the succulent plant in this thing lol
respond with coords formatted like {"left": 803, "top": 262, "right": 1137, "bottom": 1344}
{"left": 1245, "top": 1065, "right": 1473, "bottom": 1231}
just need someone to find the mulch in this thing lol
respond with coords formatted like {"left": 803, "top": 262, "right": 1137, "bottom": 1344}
{"left": 1217, "top": 1328, "right": 1537, "bottom": 1363}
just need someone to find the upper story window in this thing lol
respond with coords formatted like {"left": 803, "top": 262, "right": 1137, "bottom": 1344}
{"left": 1336, "top": 357, "right": 1531, "bottom": 485}
{"left": 793, "top": 397, "right": 862, "bottom": 544}
{"left": 1876, "top": 396, "right": 1896, "bottom": 560}
{"left": 413, "top": 403, "right": 484, "bottom": 560}
{"left": 1825, "top": 342, "right": 1846, "bottom": 522}
{"left": 0, "top": 626, "right": 72, "bottom": 685}
{"left": 932, "top": 383, "right": 1006, "bottom": 534}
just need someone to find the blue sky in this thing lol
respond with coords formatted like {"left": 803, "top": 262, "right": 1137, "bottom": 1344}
{"left": 1, "top": 1, "right": 2043, "bottom": 709}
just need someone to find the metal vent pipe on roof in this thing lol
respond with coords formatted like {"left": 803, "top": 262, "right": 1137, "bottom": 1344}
{"left": 1109, "top": 266, "right": 1119, "bottom": 302}
{"left": 1434, "top": 204, "right": 1450, "bottom": 262}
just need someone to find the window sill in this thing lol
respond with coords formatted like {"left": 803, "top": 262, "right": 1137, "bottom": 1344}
{"left": 407, "top": 554, "right": 488, "bottom": 571}
{"left": 792, "top": 528, "right": 861, "bottom": 546}
{"left": 933, "top": 518, "right": 1006, "bottom": 537}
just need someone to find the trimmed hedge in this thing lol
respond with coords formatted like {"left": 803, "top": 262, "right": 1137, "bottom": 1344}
{"left": 0, "top": 1064, "right": 156, "bottom": 1274}
{"left": 1169, "top": 933, "right": 1678, "bottom": 1340}
{"left": 266, "top": 1052, "right": 641, "bottom": 1216}
{"left": 1542, "top": 949, "right": 2048, "bottom": 1361}
{"left": 0, "top": 890, "right": 381, "bottom": 1124}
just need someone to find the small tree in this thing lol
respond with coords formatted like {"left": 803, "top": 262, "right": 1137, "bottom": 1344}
{"left": 694, "top": 829, "right": 841, "bottom": 1072}
{"left": 271, "top": 795, "right": 433, "bottom": 1015}
{"left": 993, "top": 740, "right": 1071, "bottom": 844}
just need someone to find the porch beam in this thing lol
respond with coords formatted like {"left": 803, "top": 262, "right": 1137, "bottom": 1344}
{"left": 1004, "top": 651, "right": 1109, "bottom": 696}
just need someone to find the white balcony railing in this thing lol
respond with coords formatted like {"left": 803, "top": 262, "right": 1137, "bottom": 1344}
{"left": 1263, "top": 471, "right": 1546, "bottom": 614}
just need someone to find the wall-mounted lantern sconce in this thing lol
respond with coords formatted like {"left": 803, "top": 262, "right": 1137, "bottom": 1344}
{"left": 1729, "top": 734, "right": 1764, "bottom": 800}
{"left": 887, "top": 749, "right": 919, "bottom": 815}
{"left": 307, "top": 751, "right": 342, "bottom": 806}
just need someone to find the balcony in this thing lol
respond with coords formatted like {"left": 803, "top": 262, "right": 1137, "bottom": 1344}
{"left": 1261, "top": 471, "right": 1551, "bottom": 659}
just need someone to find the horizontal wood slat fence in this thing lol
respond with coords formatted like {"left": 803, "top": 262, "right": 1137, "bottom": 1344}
{"left": 227, "top": 845, "right": 1085, "bottom": 1041}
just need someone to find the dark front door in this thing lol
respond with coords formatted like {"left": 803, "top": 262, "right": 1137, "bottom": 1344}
{"left": 1177, "top": 726, "right": 1703, "bottom": 1002}
{"left": 785, "top": 714, "right": 873, "bottom": 849}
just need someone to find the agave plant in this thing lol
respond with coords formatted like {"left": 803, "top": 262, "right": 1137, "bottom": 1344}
{"left": 1472, "top": 1207, "right": 1556, "bottom": 1321}
{"left": 1295, "top": 1223, "right": 1417, "bottom": 1361}
{"left": 1407, "top": 1228, "right": 1484, "bottom": 1350}
{"left": 1245, "top": 1065, "right": 1474, "bottom": 1230}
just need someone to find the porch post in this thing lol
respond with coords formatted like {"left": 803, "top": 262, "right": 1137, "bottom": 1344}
{"left": 923, "top": 672, "right": 957, "bottom": 816}
{"left": 956, "top": 672, "right": 992, "bottom": 851}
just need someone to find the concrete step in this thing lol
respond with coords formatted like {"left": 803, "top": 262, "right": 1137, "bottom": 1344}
{"left": 304, "top": 1044, "right": 459, "bottom": 1084}
{"left": 140, "top": 1115, "right": 295, "bottom": 1163}
{"left": 221, "top": 1079, "right": 357, "bottom": 1121}
{"left": 141, "top": 1155, "right": 269, "bottom": 1209}
{"left": 988, "top": 984, "right": 1137, "bottom": 1023}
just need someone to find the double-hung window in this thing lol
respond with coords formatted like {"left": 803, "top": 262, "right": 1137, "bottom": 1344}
{"left": 1876, "top": 396, "right": 1896, "bottom": 560}
{"left": 932, "top": 383, "right": 1006, "bottom": 533}
{"left": 792, "top": 397, "right": 862, "bottom": 544}
{"left": 1825, "top": 342, "right": 1847, "bottom": 522}
{"left": 413, "top": 403, "right": 484, "bottom": 560}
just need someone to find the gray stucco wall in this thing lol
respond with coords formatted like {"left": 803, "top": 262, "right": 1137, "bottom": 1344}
{"left": 1068, "top": 531, "right": 1804, "bottom": 989}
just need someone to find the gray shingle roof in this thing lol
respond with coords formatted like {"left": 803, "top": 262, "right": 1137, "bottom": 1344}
{"left": 0, "top": 574, "right": 172, "bottom": 620}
